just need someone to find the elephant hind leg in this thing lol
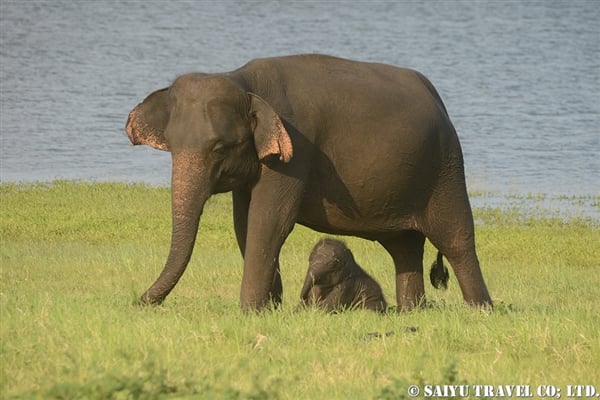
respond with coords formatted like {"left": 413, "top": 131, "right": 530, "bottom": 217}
{"left": 379, "top": 230, "right": 426, "bottom": 312}
{"left": 427, "top": 243, "right": 492, "bottom": 308}
{"left": 423, "top": 190, "right": 492, "bottom": 308}
{"left": 444, "top": 247, "right": 491, "bottom": 307}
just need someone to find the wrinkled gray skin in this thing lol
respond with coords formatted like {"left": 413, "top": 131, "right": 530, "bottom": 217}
{"left": 126, "top": 54, "right": 492, "bottom": 311}
{"left": 299, "top": 238, "right": 387, "bottom": 313}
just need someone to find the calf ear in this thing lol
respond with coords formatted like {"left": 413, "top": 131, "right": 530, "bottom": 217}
{"left": 249, "top": 93, "right": 293, "bottom": 163}
{"left": 125, "top": 88, "right": 170, "bottom": 151}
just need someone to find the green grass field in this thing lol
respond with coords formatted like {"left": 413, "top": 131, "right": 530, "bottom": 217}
{"left": 1, "top": 181, "right": 598, "bottom": 399}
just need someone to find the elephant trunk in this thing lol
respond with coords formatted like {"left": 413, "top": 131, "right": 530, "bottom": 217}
{"left": 299, "top": 272, "right": 316, "bottom": 304}
{"left": 140, "top": 152, "right": 210, "bottom": 305}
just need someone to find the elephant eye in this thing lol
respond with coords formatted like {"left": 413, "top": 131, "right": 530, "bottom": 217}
{"left": 213, "top": 142, "right": 227, "bottom": 154}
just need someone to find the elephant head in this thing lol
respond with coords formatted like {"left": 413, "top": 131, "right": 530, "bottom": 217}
{"left": 126, "top": 74, "right": 293, "bottom": 305}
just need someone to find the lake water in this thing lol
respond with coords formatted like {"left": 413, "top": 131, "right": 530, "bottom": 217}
{"left": 1, "top": 1, "right": 598, "bottom": 208}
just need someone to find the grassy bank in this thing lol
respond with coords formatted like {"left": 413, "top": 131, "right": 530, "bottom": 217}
{"left": 1, "top": 181, "right": 598, "bottom": 399}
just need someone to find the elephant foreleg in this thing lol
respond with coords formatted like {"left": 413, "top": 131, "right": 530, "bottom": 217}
{"left": 239, "top": 170, "right": 305, "bottom": 311}
{"left": 234, "top": 188, "right": 284, "bottom": 307}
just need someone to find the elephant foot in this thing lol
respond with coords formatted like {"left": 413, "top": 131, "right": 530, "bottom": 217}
{"left": 396, "top": 271, "right": 426, "bottom": 312}
{"left": 396, "top": 297, "right": 427, "bottom": 313}
{"left": 136, "top": 290, "right": 166, "bottom": 307}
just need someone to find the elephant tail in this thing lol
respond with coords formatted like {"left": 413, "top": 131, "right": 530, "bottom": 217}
{"left": 429, "top": 251, "right": 449, "bottom": 290}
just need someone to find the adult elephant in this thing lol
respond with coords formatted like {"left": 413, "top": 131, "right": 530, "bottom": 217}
{"left": 125, "top": 54, "right": 492, "bottom": 311}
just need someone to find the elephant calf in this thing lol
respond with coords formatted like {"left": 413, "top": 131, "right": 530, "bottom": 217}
{"left": 299, "top": 238, "right": 387, "bottom": 313}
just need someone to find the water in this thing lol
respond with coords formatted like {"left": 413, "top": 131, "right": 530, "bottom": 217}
{"left": 1, "top": 1, "right": 599, "bottom": 204}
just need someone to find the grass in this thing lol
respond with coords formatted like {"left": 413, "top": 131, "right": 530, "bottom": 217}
{"left": 1, "top": 181, "right": 599, "bottom": 399}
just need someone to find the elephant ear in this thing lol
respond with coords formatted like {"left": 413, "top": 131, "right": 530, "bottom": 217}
{"left": 249, "top": 93, "right": 293, "bottom": 163}
{"left": 125, "top": 87, "right": 170, "bottom": 151}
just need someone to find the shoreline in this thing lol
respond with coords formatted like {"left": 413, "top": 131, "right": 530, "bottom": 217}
{"left": 1, "top": 179, "right": 598, "bottom": 223}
